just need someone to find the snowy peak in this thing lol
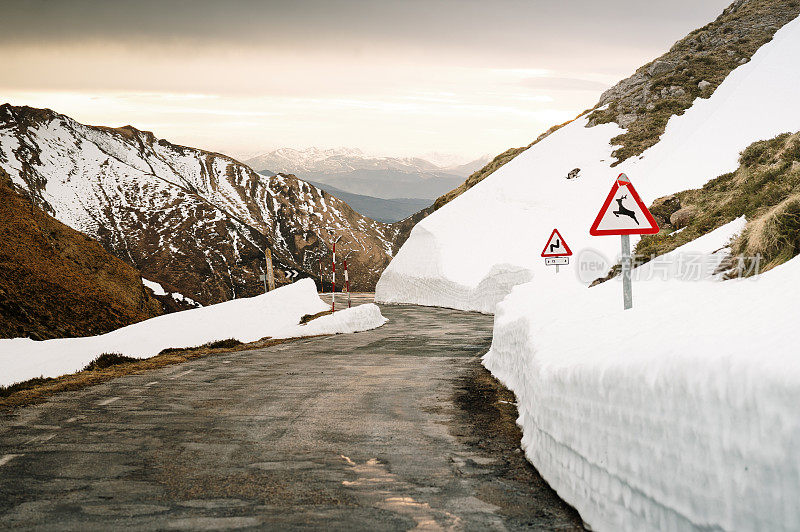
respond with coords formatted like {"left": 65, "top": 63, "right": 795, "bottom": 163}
{"left": 245, "top": 147, "right": 441, "bottom": 175}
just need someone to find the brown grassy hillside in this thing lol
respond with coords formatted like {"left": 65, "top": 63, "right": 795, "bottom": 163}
{"left": 636, "top": 132, "right": 800, "bottom": 274}
{"left": 0, "top": 168, "right": 162, "bottom": 340}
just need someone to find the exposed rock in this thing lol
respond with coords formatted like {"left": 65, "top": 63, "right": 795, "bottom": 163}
{"left": 698, "top": 80, "right": 713, "bottom": 91}
{"left": 618, "top": 114, "right": 638, "bottom": 128}
{"left": 648, "top": 60, "right": 677, "bottom": 77}
{"left": 670, "top": 206, "right": 699, "bottom": 228}
{"left": 661, "top": 85, "right": 687, "bottom": 98}
{"left": 566, "top": 168, "right": 581, "bottom": 180}
{"left": 649, "top": 194, "right": 682, "bottom": 225}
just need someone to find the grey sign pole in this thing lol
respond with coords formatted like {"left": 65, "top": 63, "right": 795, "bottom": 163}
{"left": 620, "top": 234, "right": 633, "bottom": 310}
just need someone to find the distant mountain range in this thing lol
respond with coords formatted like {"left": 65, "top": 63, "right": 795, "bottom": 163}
{"left": 305, "top": 181, "right": 431, "bottom": 223}
{"left": 244, "top": 148, "right": 490, "bottom": 200}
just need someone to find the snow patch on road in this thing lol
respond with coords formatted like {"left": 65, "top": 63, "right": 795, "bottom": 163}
{"left": 0, "top": 279, "right": 386, "bottom": 387}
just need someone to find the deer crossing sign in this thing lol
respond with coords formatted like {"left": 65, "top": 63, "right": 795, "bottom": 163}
{"left": 589, "top": 173, "right": 659, "bottom": 236}
{"left": 589, "top": 173, "right": 659, "bottom": 310}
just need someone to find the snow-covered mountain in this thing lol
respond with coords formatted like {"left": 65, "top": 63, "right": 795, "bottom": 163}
{"left": 377, "top": 1, "right": 800, "bottom": 530}
{"left": 0, "top": 105, "right": 403, "bottom": 304}
{"left": 245, "top": 147, "right": 438, "bottom": 175}
{"left": 244, "top": 147, "right": 485, "bottom": 200}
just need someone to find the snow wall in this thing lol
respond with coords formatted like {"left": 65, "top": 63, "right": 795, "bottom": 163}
{"left": 1, "top": 279, "right": 387, "bottom": 386}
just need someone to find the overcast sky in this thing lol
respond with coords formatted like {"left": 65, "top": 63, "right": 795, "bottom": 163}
{"left": 1, "top": 0, "right": 732, "bottom": 161}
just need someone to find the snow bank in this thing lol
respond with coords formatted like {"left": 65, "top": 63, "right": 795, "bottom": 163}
{"left": 141, "top": 278, "right": 167, "bottom": 296}
{"left": 377, "top": 14, "right": 800, "bottom": 312}
{"left": 483, "top": 248, "right": 800, "bottom": 531}
{"left": 143, "top": 277, "right": 200, "bottom": 307}
{"left": 0, "top": 279, "right": 386, "bottom": 387}
{"left": 295, "top": 303, "right": 387, "bottom": 336}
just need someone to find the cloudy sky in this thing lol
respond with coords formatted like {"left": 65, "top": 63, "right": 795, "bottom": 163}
{"left": 1, "top": 0, "right": 731, "bottom": 161}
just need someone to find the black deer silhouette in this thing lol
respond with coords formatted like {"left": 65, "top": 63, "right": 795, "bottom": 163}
{"left": 613, "top": 194, "right": 639, "bottom": 225}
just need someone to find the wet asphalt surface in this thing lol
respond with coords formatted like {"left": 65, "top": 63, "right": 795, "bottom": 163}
{"left": 0, "top": 294, "right": 583, "bottom": 530}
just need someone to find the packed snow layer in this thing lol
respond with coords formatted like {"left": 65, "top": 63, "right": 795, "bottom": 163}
{"left": 0, "top": 279, "right": 387, "bottom": 387}
{"left": 142, "top": 278, "right": 201, "bottom": 307}
{"left": 483, "top": 248, "right": 800, "bottom": 531}
{"left": 142, "top": 278, "right": 167, "bottom": 296}
{"left": 376, "top": 14, "right": 800, "bottom": 312}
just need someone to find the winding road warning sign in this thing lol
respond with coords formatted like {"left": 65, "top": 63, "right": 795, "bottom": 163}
{"left": 541, "top": 229, "right": 572, "bottom": 257}
{"left": 589, "top": 173, "right": 659, "bottom": 236}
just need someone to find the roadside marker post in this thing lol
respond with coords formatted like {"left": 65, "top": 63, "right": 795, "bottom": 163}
{"left": 344, "top": 259, "right": 351, "bottom": 308}
{"left": 331, "top": 236, "right": 341, "bottom": 312}
{"left": 319, "top": 258, "right": 324, "bottom": 293}
{"left": 541, "top": 228, "right": 572, "bottom": 273}
{"left": 589, "top": 173, "right": 659, "bottom": 310}
{"left": 264, "top": 248, "right": 275, "bottom": 292}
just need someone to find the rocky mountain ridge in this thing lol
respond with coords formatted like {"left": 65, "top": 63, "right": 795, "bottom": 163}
{"left": 0, "top": 105, "right": 403, "bottom": 305}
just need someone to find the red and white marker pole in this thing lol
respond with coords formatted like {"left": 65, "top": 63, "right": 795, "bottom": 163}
{"left": 344, "top": 259, "right": 351, "bottom": 308}
{"left": 331, "top": 242, "right": 336, "bottom": 312}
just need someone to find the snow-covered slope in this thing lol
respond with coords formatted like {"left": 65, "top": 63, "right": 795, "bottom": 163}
{"left": 377, "top": 13, "right": 800, "bottom": 311}
{"left": 0, "top": 279, "right": 387, "bottom": 387}
{"left": 483, "top": 229, "right": 800, "bottom": 531}
{"left": 0, "top": 106, "right": 400, "bottom": 303}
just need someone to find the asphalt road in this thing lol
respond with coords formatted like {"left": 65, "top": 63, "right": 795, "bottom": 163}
{"left": 0, "top": 295, "right": 583, "bottom": 530}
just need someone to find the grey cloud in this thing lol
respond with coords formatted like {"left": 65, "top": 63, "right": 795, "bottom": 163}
{"left": 0, "top": 0, "right": 733, "bottom": 59}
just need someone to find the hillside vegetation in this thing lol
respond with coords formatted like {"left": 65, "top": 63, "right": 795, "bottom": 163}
{"left": 0, "top": 168, "right": 162, "bottom": 340}
{"left": 637, "top": 132, "right": 800, "bottom": 274}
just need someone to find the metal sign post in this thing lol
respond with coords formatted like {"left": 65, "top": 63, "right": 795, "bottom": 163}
{"left": 589, "top": 173, "right": 659, "bottom": 310}
{"left": 620, "top": 234, "right": 633, "bottom": 310}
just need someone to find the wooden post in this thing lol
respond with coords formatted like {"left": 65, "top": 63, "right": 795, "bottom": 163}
{"left": 265, "top": 248, "right": 275, "bottom": 292}
{"left": 331, "top": 241, "right": 336, "bottom": 312}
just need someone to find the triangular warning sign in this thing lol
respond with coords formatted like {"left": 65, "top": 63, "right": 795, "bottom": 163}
{"left": 590, "top": 173, "right": 659, "bottom": 236}
{"left": 541, "top": 228, "right": 572, "bottom": 257}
